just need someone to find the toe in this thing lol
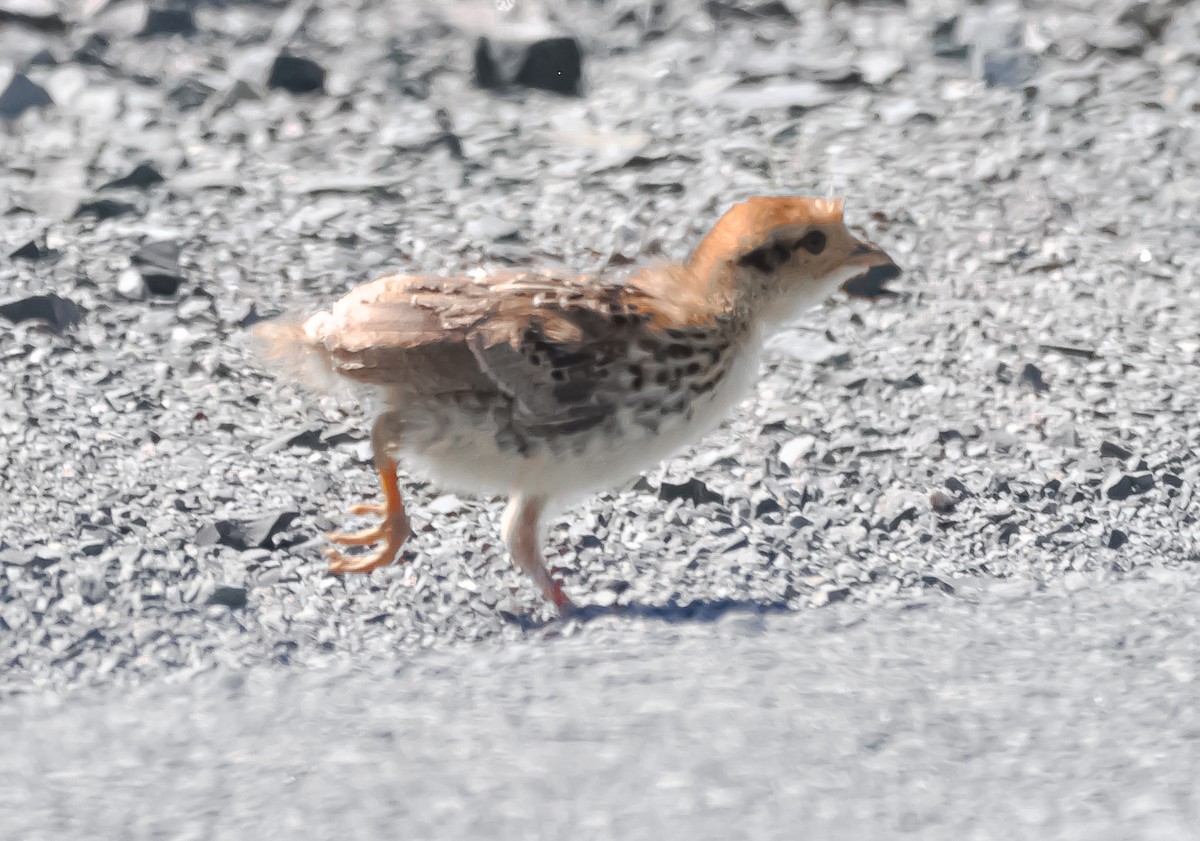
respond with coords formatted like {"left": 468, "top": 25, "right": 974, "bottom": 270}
{"left": 325, "top": 546, "right": 388, "bottom": 574}
{"left": 324, "top": 516, "right": 411, "bottom": 574}
{"left": 348, "top": 502, "right": 387, "bottom": 517}
{"left": 326, "top": 524, "right": 386, "bottom": 546}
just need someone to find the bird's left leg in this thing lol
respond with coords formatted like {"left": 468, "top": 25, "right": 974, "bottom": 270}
{"left": 501, "top": 494, "right": 574, "bottom": 614}
{"left": 326, "top": 411, "right": 412, "bottom": 574}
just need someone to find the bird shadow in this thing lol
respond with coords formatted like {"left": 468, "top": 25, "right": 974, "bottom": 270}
{"left": 501, "top": 597, "right": 793, "bottom": 632}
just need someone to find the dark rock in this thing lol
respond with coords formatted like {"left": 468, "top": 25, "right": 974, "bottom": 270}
{"left": 944, "top": 477, "right": 971, "bottom": 497}
{"left": 72, "top": 33, "right": 110, "bottom": 66}
{"left": 9, "top": 238, "right": 57, "bottom": 261}
{"left": 168, "top": 78, "right": 213, "bottom": 111}
{"left": 886, "top": 507, "right": 918, "bottom": 532}
{"left": 1020, "top": 363, "right": 1049, "bottom": 392}
{"left": 131, "top": 240, "right": 185, "bottom": 296}
{"left": 1039, "top": 343, "right": 1097, "bottom": 360}
{"left": 929, "top": 490, "right": 958, "bottom": 514}
{"left": 140, "top": 7, "right": 196, "bottom": 38}
{"left": 233, "top": 302, "right": 266, "bottom": 329}
{"left": 61, "top": 628, "right": 106, "bottom": 659}
{"left": 1117, "top": 0, "right": 1173, "bottom": 41}
{"left": 27, "top": 47, "right": 60, "bottom": 67}
{"left": 630, "top": 476, "right": 655, "bottom": 494}
{"left": 79, "top": 527, "right": 109, "bottom": 556}
{"left": 474, "top": 35, "right": 583, "bottom": 96}
{"left": 931, "top": 17, "right": 969, "bottom": 60}
{"left": 658, "top": 478, "right": 724, "bottom": 507}
{"left": 1100, "top": 441, "right": 1133, "bottom": 460}
{"left": 0, "top": 293, "right": 83, "bottom": 332}
{"left": 1163, "top": 473, "right": 1183, "bottom": 489}
{"left": 285, "top": 427, "right": 332, "bottom": 451}
{"left": 74, "top": 198, "right": 137, "bottom": 220}
{"left": 921, "top": 575, "right": 954, "bottom": 594}
{"left": 15, "top": 546, "right": 59, "bottom": 569}
{"left": 79, "top": 577, "right": 108, "bottom": 605}
{"left": 257, "top": 427, "right": 326, "bottom": 454}
{"left": 705, "top": 0, "right": 796, "bottom": 23}
{"left": 0, "top": 72, "right": 53, "bottom": 119}
{"left": 207, "top": 585, "right": 248, "bottom": 609}
{"left": 197, "top": 511, "right": 299, "bottom": 551}
{"left": 888, "top": 373, "right": 924, "bottom": 390}
{"left": 100, "top": 163, "right": 165, "bottom": 191}
{"left": 1108, "top": 530, "right": 1129, "bottom": 550}
{"left": 753, "top": 496, "right": 783, "bottom": 518}
{"left": 142, "top": 271, "right": 183, "bottom": 297}
{"left": 268, "top": 53, "right": 326, "bottom": 94}
{"left": 1104, "top": 472, "right": 1154, "bottom": 501}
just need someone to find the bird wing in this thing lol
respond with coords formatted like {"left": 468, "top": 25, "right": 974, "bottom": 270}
{"left": 304, "top": 269, "right": 692, "bottom": 438}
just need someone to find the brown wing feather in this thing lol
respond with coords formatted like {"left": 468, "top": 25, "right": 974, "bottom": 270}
{"left": 300, "top": 268, "right": 709, "bottom": 380}
{"left": 262, "top": 267, "right": 732, "bottom": 443}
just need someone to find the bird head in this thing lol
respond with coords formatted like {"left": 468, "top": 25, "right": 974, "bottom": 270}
{"left": 688, "top": 196, "right": 901, "bottom": 325}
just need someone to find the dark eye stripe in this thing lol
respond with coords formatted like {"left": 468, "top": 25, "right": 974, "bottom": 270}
{"left": 737, "top": 230, "right": 828, "bottom": 273}
{"left": 737, "top": 240, "right": 794, "bottom": 273}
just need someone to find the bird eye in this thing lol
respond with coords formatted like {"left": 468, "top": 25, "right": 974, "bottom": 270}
{"left": 795, "top": 231, "right": 826, "bottom": 255}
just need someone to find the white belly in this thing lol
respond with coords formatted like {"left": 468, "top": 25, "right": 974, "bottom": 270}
{"left": 391, "top": 339, "right": 763, "bottom": 504}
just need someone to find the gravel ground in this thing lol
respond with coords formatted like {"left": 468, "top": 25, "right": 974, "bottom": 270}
{"left": 2, "top": 573, "right": 1199, "bottom": 840}
{"left": 2, "top": 0, "right": 1199, "bottom": 836}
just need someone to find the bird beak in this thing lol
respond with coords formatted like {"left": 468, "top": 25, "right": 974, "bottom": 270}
{"left": 841, "top": 242, "right": 902, "bottom": 300}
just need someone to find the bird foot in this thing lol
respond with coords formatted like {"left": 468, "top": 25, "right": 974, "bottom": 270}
{"left": 325, "top": 504, "right": 412, "bottom": 574}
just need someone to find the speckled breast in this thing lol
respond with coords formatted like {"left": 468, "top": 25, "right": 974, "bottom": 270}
{"left": 398, "top": 319, "right": 756, "bottom": 460}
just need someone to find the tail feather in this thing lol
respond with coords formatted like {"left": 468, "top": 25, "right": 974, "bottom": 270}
{"left": 250, "top": 318, "right": 341, "bottom": 392}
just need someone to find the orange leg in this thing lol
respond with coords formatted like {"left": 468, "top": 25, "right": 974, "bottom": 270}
{"left": 326, "top": 415, "right": 411, "bottom": 574}
{"left": 501, "top": 494, "right": 575, "bottom": 615}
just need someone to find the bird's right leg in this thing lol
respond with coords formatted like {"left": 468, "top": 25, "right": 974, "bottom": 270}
{"left": 501, "top": 494, "right": 574, "bottom": 615}
{"left": 326, "top": 411, "right": 412, "bottom": 574}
